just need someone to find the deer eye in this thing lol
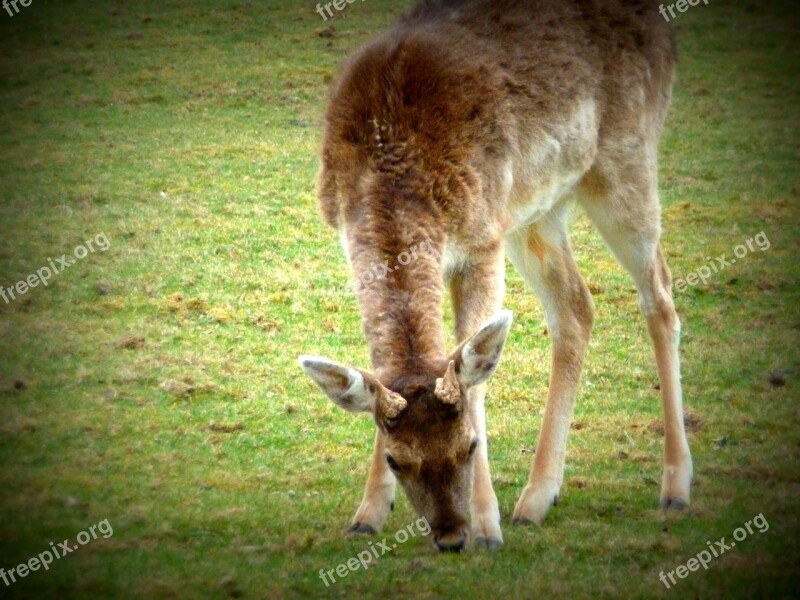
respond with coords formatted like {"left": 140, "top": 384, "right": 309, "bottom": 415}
{"left": 468, "top": 438, "right": 479, "bottom": 457}
{"left": 385, "top": 454, "right": 400, "bottom": 471}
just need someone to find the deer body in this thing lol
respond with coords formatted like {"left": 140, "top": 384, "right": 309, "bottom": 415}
{"left": 301, "top": 0, "right": 692, "bottom": 552}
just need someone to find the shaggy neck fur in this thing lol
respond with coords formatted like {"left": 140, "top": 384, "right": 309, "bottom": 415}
{"left": 344, "top": 178, "right": 447, "bottom": 383}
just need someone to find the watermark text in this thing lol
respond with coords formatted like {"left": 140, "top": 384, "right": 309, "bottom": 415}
{"left": 3, "top": 0, "right": 33, "bottom": 18}
{"left": 316, "top": 0, "right": 366, "bottom": 22}
{"left": 659, "top": 0, "right": 709, "bottom": 22}
{"left": 659, "top": 513, "right": 769, "bottom": 589}
{"left": 355, "top": 239, "right": 438, "bottom": 292}
{"left": 674, "top": 231, "right": 769, "bottom": 293}
{"left": 0, "top": 519, "right": 114, "bottom": 587}
{"left": 319, "top": 516, "right": 430, "bottom": 586}
{"left": 1, "top": 232, "right": 111, "bottom": 305}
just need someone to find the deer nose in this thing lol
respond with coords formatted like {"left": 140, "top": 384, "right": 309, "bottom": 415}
{"left": 434, "top": 531, "right": 467, "bottom": 553}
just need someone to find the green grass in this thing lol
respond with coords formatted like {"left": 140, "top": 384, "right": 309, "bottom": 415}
{"left": 0, "top": 0, "right": 798, "bottom": 598}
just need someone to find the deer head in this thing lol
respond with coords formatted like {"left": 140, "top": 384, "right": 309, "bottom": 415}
{"left": 299, "top": 310, "right": 512, "bottom": 551}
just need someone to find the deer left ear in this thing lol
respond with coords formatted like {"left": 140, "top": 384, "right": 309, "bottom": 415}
{"left": 298, "top": 355, "right": 376, "bottom": 413}
{"left": 455, "top": 310, "right": 513, "bottom": 388}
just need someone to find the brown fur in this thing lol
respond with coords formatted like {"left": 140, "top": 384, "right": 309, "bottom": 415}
{"left": 308, "top": 0, "right": 692, "bottom": 550}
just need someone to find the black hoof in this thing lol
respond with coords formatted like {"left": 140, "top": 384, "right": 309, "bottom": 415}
{"left": 474, "top": 536, "right": 503, "bottom": 550}
{"left": 347, "top": 522, "right": 377, "bottom": 535}
{"left": 512, "top": 516, "right": 534, "bottom": 526}
{"left": 661, "top": 497, "right": 688, "bottom": 511}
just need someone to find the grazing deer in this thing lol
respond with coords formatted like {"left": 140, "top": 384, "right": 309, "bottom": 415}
{"left": 299, "top": 0, "right": 692, "bottom": 552}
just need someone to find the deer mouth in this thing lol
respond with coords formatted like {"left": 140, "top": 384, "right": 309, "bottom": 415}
{"left": 432, "top": 526, "right": 469, "bottom": 553}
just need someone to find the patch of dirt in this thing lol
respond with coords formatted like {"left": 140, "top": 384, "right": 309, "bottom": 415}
{"left": 315, "top": 25, "right": 336, "bottom": 38}
{"left": 768, "top": 368, "right": 796, "bottom": 387}
{"left": 284, "top": 532, "right": 316, "bottom": 555}
{"left": 218, "top": 576, "right": 243, "bottom": 598}
{"left": 164, "top": 292, "right": 208, "bottom": 314}
{"left": 648, "top": 410, "right": 703, "bottom": 435}
{"left": 253, "top": 315, "right": 281, "bottom": 332}
{"left": 208, "top": 422, "right": 244, "bottom": 434}
{"left": 587, "top": 282, "right": 605, "bottom": 295}
{"left": 0, "top": 419, "right": 36, "bottom": 435}
{"left": 116, "top": 334, "right": 146, "bottom": 350}
{"left": 159, "top": 378, "right": 195, "bottom": 398}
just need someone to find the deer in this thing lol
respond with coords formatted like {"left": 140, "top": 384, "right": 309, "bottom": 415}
{"left": 299, "top": 0, "right": 693, "bottom": 552}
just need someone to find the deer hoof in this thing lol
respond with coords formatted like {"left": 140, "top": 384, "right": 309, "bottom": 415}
{"left": 660, "top": 496, "right": 688, "bottom": 511}
{"left": 512, "top": 481, "right": 559, "bottom": 525}
{"left": 474, "top": 536, "right": 503, "bottom": 551}
{"left": 347, "top": 522, "right": 377, "bottom": 535}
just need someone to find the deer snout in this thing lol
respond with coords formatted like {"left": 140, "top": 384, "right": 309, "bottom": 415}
{"left": 433, "top": 528, "right": 468, "bottom": 553}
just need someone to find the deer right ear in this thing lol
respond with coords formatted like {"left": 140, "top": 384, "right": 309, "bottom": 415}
{"left": 455, "top": 309, "right": 513, "bottom": 388}
{"left": 298, "top": 355, "right": 376, "bottom": 413}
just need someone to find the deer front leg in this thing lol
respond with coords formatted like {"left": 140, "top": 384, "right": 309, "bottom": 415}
{"left": 450, "top": 249, "right": 505, "bottom": 548}
{"left": 467, "top": 383, "right": 503, "bottom": 549}
{"left": 349, "top": 429, "right": 395, "bottom": 534}
{"left": 506, "top": 222, "right": 594, "bottom": 525}
{"left": 644, "top": 248, "right": 692, "bottom": 509}
{"left": 512, "top": 341, "right": 589, "bottom": 524}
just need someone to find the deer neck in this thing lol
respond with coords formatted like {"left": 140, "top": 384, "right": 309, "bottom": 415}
{"left": 343, "top": 203, "right": 446, "bottom": 382}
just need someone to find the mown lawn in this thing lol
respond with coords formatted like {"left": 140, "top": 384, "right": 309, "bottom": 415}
{"left": 0, "top": 0, "right": 798, "bottom": 598}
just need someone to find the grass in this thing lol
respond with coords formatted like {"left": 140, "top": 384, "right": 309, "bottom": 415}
{"left": 0, "top": 0, "right": 798, "bottom": 598}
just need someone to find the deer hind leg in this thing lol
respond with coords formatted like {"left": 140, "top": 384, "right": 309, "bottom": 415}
{"left": 349, "top": 429, "right": 395, "bottom": 534}
{"left": 506, "top": 209, "right": 595, "bottom": 525}
{"left": 450, "top": 248, "right": 506, "bottom": 548}
{"left": 579, "top": 164, "right": 692, "bottom": 510}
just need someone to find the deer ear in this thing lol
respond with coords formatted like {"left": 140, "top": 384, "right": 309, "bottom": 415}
{"left": 298, "top": 355, "right": 376, "bottom": 413}
{"left": 455, "top": 310, "right": 513, "bottom": 388}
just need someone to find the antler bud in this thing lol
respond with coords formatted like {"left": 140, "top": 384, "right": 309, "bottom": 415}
{"left": 434, "top": 360, "right": 461, "bottom": 405}
{"left": 382, "top": 390, "right": 407, "bottom": 419}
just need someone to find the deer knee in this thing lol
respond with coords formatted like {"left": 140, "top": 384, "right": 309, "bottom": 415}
{"left": 640, "top": 287, "right": 680, "bottom": 344}
{"left": 577, "top": 281, "right": 595, "bottom": 336}
{"left": 554, "top": 280, "right": 594, "bottom": 347}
